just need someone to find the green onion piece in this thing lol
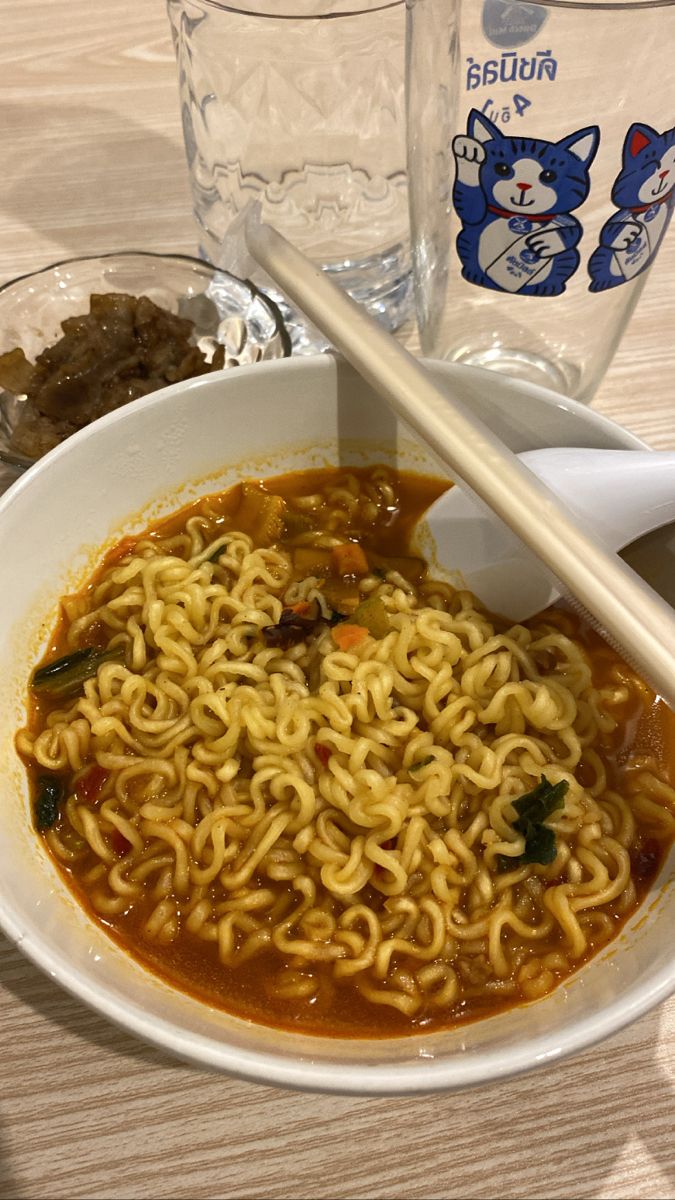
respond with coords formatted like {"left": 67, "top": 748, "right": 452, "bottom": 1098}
{"left": 283, "top": 510, "right": 313, "bottom": 538}
{"left": 409, "top": 755, "right": 436, "bottom": 774}
{"left": 31, "top": 645, "right": 125, "bottom": 699}
{"left": 35, "top": 775, "right": 65, "bottom": 830}
{"left": 206, "top": 540, "right": 228, "bottom": 563}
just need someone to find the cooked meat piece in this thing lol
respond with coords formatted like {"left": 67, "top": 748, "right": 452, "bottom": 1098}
{"left": 0, "top": 292, "right": 225, "bottom": 459}
{"left": 0, "top": 347, "right": 35, "bottom": 394}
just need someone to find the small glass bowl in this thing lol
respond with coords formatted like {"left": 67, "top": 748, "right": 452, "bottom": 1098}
{"left": 0, "top": 251, "right": 291, "bottom": 486}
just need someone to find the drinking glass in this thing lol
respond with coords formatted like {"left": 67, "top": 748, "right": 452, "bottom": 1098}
{"left": 167, "top": 0, "right": 411, "bottom": 347}
{"left": 406, "top": 0, "right": 675, "bottom": 401}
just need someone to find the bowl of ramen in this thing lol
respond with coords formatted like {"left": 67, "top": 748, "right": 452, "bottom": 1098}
{"left": 0, "top": 355, "right": 673, "bottom": 1094}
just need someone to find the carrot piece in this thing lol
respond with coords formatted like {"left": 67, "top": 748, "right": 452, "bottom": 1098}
{"left": 315, "top": 742, "right": 332, "bottom": 767}
{"left": 74, "top": 764, "right": 109, "bottom": 803}
{"left": 332, "top": 623, "right": 368, "bottom": 651}
{"left": 331, "top": 542, "right": 369, "bottom": 578}
{"left": 288, "top": 601, "right": 311, "bottom": 616}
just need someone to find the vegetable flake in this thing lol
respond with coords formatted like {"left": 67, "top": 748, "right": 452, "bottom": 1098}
{"left": 499, "top": 776, "right": 568, "bottom": 870}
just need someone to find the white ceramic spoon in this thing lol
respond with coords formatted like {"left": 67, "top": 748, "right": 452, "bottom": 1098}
{"left": 415, "top": 447, "right": 675, "bottom": 620}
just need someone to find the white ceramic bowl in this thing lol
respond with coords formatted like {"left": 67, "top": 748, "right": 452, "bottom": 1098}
{"left": 0, "top": 356, "right": 673, "bottom": 1094}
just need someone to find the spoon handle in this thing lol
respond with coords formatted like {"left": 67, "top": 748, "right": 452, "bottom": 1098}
{"left": 246, "top": 215, "right": 675, "bottom": 709}
{"left": 519, "top": 448, "right": 675, "bottom": 548}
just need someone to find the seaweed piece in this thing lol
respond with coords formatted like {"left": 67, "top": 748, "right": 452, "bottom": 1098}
{"left": 35, "top": 775, "right": 65, "bottom": 830}
{"left": 498, "top": 777, "right": 569, "bottom": 870}
{"left": 263, "top": 602, "right": 323, "bottom": 649}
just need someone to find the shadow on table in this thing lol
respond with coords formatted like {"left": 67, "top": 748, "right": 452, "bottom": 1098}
{"left": 0, "top": 932, "right": 185, "bottom": 1199}
{"left": 0, "top": 1124, "right": 22, "bottom": 1200}
{"left": 0, "top": 931, "right": 181, "bottom": 1072}
{"left": 1, "top": 911, "right": 673, "bottom": 1200}
{"left": 463, "top": 1002, "right": 673, "bottom": 1200}
{"left": 317, "top": 1005, "right": 675, "bottom": 1200}
{"left": 227, "top": 1006, "right": 673, "bottom": 1200}
{"left": 0, "top": 99, "right": 190, "bottom": 262}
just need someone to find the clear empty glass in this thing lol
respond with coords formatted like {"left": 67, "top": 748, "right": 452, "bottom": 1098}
{"left": 167, "top": 0, "right": 411, "bottom": 348}
{"left": 406, "top": 0, "right": 675, "bottom": 401}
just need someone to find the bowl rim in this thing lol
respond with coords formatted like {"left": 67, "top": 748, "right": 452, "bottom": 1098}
{"left": 1, "top": 880, "right": 673, "bottom": 1095}
{"left": 0, "top": 247, "right": 292, "bottom": 353}
{"left": 1, "top": 353, "right": 671, "bottom": 1095}
{"left": 0, "top": 248, "right": 280, "bottom": 319}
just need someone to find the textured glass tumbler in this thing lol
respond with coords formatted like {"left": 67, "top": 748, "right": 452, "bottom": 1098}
{"left": 167, "top": 0, "right": 411, "bottom": 346}
{"left": 406, "top": 0, "right": 675, "bottom": 401}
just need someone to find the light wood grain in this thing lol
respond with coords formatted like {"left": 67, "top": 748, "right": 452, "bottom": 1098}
{"left": 0, "top": 3, "right": 673, "bottom": 1198}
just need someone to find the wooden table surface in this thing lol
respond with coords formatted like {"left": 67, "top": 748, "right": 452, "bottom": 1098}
{"left": 1, "top": 3, "right": 673, "bottom": 1198}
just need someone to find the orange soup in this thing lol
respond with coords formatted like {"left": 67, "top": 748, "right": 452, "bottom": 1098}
{"left": 18, "top": 467, "right": 675, "bottom": 1036}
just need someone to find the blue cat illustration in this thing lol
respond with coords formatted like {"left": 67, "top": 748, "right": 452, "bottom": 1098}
{"left": 452, "top": 109, "right": 600, "bottom": 295}
{"left": 588, "top": 122, "right": 675, "bottom": 291}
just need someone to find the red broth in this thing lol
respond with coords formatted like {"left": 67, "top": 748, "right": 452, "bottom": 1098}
{"left": 19, "top": 467, "right": 674, "bottom": 1037}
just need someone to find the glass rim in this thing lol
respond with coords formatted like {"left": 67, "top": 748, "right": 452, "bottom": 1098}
{"left": 172, "top": 0, "right": 405, "bottom": 17}
{"left": 405, "top": 0, "right": 675, "bottom": 6}
{"left": 522, "top": 0, "right": 675, "bottom": 7}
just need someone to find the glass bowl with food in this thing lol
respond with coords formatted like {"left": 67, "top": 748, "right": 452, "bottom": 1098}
{"left": 0, "top": 251, "right": 290, "bottom": 481}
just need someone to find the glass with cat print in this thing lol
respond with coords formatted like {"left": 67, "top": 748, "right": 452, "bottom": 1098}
{"left": 406, "top": 0, "right": 675, "bottom": 401}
